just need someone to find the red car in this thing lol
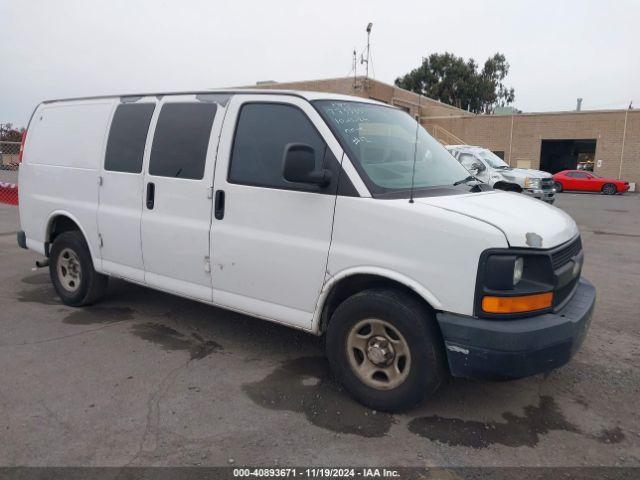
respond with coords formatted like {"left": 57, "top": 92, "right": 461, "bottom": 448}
{"left": 553, "top": 170, "right": 630, "bottom": 195}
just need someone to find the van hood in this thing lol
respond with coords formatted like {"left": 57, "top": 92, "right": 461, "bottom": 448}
{"left": 417, "top": 190, "right": 578, "bottom": 248}
{"left": 497, "top": 167, "right": 552, "bottom": 181}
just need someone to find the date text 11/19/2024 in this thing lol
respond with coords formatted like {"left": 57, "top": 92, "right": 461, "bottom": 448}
{"left": 233, "top": 467, "right": 400, "bottom": 478}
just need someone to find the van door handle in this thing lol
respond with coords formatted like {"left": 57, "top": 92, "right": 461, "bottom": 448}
{"left": 146, "top": 182, "right": 155, "bottom": 210}
{"left": 214, "top": 190, "right": 225, "bottom": 220}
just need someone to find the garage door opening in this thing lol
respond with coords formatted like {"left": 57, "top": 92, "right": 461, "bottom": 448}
{"left": 540, "top": 139, "right": 596, "bottom": 174}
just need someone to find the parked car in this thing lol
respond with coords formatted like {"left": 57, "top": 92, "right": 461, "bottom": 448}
{"left": 553, "top": 170, "right": 630, "bottom": 195}
{"left": 17, "top": 90, "right": 595, "bottom": 411}
{"left": 446, "top": 145, "right": 556, "bottom": 203}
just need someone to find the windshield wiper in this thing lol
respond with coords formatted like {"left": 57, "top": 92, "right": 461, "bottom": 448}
{"left": 453, "top": 175, "right": 476, "bottom": 186}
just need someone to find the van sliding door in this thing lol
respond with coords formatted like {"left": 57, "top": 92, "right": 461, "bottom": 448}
{"left": 98, "top": 101, "right": 156, "bottom": 281}
{"left": 140, "top": 97, "right": 222, "bottom": 301}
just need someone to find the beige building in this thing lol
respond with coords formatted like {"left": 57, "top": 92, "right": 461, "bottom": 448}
{"left": 251, "top": 76, "right": 639, "bottom": 188}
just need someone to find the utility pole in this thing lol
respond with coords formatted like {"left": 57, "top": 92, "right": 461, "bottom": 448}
{"left": 360, "top": 23, "right": 372, "bottom": 88}
{"left": 352, "top": 49, "right": 358, "bottom": 90}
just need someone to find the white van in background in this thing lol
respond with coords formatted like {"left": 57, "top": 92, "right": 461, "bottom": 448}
{"left": 446, "top": 145, "right": 556, "bottom": 203}
{"left": 18, "top": 90, "right": 594, "bottom": 410}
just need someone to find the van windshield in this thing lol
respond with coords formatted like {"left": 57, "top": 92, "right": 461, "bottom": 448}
{"left": 477, "top": 149, "right": 510, "bottom": 169}
{"left": 313, "top": 100, "right": 472, "bottom": 197}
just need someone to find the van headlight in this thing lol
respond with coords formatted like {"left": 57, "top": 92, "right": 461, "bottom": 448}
{"left": 513, "top": 257, "right": 524, "bottom": 285}
{"left": 476, "top": 251, "right": 555, "bottom": 318}
{"left": 482, "top": 255, "right": 527, "bottom": 290}
{"left": 524, "top": 177, "right": 541, "bottom": 189}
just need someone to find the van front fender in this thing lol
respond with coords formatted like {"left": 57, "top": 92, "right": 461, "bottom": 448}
{"left": 311, "top": 266, "right": 442, "bottom": 335}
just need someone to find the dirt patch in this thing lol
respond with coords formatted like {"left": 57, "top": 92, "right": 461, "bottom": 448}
{"left": 130, "top": 322, "right": 223, "bottom": 361}
{"left": 595, "top": 426, "right": 625, "bottom": 444}
{"left": 243, "top": 356, "right": 393, "bottom": 437}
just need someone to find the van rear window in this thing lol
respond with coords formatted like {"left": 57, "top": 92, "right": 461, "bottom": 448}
{"left": 105, "top": 103, "right": 155, "bottom": 173}
{"left": 149, "top": 103, "right": 217, "bottom": 180}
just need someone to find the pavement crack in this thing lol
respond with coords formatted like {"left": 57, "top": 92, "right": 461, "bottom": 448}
{"left": 124, "top": 360, "right": 189, "bottom": 466}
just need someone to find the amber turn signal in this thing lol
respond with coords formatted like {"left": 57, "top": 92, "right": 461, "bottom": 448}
{"left": 482, "top": 292, "right": 553, "bottom": 314}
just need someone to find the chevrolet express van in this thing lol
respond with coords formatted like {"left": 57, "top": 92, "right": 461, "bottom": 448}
{"left": 17, "top": 90, "right": 595, "bottom": 410}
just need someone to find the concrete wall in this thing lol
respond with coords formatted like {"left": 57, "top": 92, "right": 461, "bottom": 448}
{"left": 423, "top": 110, "right": 640, "bottom": 186}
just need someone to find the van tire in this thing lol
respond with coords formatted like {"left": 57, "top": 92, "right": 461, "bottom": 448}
{"left": 49, "top": 231, "right": 108, "bottom": 307}
{"left": 325, "top": 288, "right": 446, "bottom": 412}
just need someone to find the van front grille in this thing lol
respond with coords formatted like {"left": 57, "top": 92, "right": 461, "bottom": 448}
{"left": 541, "top": 178, "right": 555, "bottom": 191}
{"left": 551, "top": 237, "right": 582, "bottom": 270}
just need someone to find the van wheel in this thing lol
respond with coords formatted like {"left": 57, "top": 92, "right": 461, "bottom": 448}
{"left": 49, "top": 231, "right": 108, "bottom": 306}
{"left": 602, "top": 183, "right": 617, "bottom": 195}
{"left": 325, "top": 289, "right": 446, "bottom": 411}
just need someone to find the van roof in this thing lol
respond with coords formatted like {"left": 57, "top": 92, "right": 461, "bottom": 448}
{"left": 41, "top": 89, "right": 389, "bottom": 106}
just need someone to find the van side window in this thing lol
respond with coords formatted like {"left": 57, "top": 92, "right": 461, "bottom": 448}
{"left": 149, "top": 103, "right": 217, "bottom": 180}
{"left": 228, "top": 103, "right": 327, "bottom": 190}
{"left": 105, "top": 103, "right": 155, "bottom": 173}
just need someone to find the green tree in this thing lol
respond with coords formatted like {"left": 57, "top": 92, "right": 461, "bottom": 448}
{"left": 395, "top": 52, "right": 515, "bottom": 114}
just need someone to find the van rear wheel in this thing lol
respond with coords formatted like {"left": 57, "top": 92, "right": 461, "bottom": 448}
{"left": 49, "top": 231, "right": 108, "bottom": 306}
{"left": 325, "top": 288, "right": 446, "bottom": 411}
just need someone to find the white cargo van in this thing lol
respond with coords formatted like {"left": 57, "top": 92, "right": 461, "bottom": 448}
{"left": 18, "top": 90, "right": 595, "bottom": 410}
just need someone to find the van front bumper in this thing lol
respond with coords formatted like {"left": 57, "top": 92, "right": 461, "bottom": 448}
{"left": 436, "top": 278, "right": 595, "bottom": 380}
{"left": 524, "top": 188, "right": 556, "bottom": 204}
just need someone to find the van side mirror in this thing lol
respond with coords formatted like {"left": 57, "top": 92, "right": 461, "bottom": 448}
{"left": 282, "top": 143, "right": 332, "bottom": 187}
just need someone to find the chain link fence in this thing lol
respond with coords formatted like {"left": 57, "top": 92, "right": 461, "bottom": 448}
{"left": 0, "top": 141, "right": 20, "bottom": 205}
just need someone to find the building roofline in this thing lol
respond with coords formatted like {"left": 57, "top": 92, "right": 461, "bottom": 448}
{"left": 357, "top": 76, "right": 471, "bottom": 113}
{"left": 246, "top": 75, "right": 472, "bottom": 115}
{"left": 423, "top": 107, "right": 638, "bottom": 121}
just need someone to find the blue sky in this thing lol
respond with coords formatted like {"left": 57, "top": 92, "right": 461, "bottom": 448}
{"left": 1, "top": 0, "right": 638, "bottom": 126}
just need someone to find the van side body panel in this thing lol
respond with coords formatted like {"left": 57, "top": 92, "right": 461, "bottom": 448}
{"left": 19, "top": 100, "right": 115, "bottom": 264}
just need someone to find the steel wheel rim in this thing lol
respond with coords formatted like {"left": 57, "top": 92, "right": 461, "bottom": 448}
{"left": 346, "top": 318, "right": 411, "bottom": 390}
{"left": 57, "top": 248, "right": 82, "bottom": 292}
